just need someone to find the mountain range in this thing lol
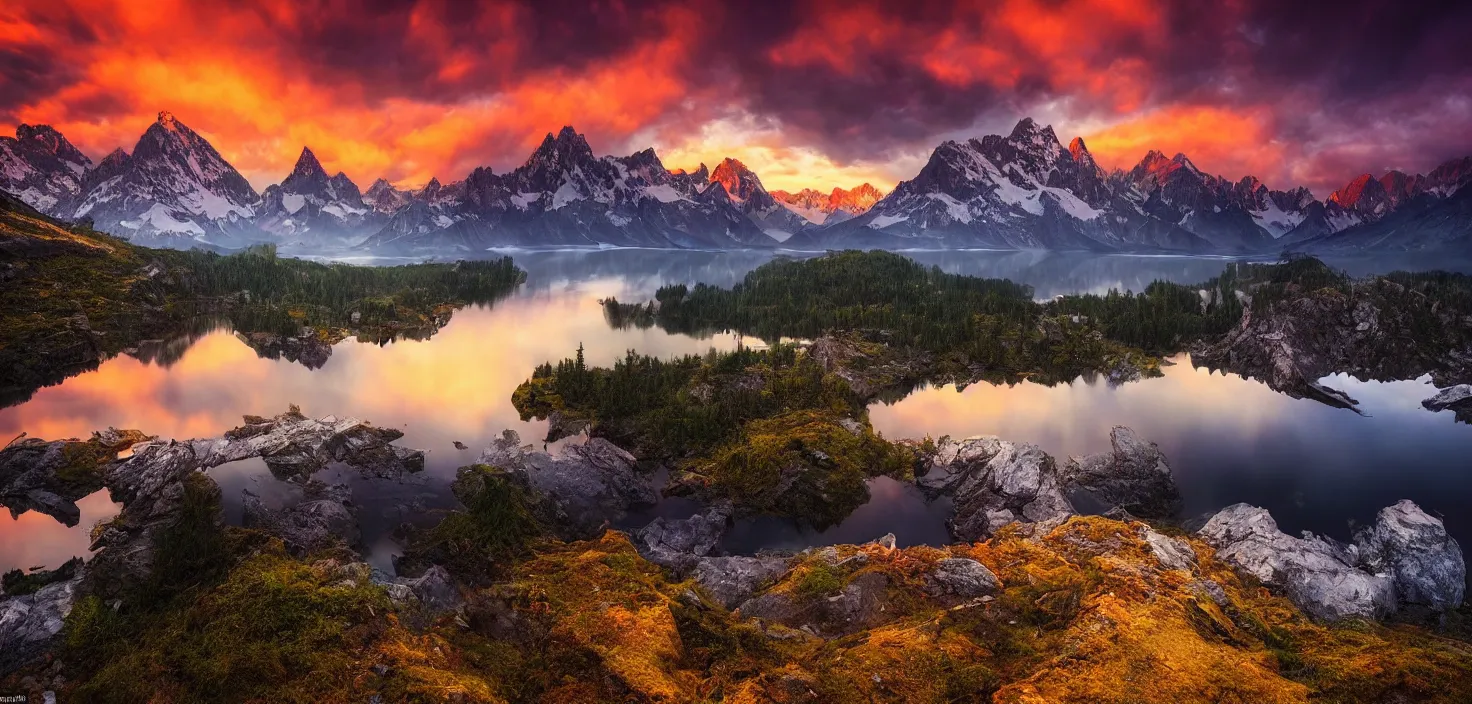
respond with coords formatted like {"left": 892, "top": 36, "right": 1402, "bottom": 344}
{"left": 1, "top": 111, "right": 1469, "bottom": 255}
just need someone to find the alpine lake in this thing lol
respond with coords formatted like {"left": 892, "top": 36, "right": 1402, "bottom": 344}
{"left": 4, "top": 248, "right": 1471, "bottom": 581}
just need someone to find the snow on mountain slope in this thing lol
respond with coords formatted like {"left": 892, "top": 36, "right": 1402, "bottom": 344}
{"left": 771, "top": 183, "right": 885, "bottom": 225}
{"left": 791, "top": 118, "right": 1211, "bottom": 252}
{"left": 256, "top": 147, "right": 381, "bottom": 246}
{"left": 71, "top": 112, "right": 261, "bottom": 247}
{"left": 360, "top": 128, "right": 772, "bottom": 251}
{"left": 0, "top": 124, "right": 93, "bottom": 215}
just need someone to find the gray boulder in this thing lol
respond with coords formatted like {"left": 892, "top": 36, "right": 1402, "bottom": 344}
{"left": 400, "top": 565, "right": 463, "bottom": 614}
{"left": 0, "top": 576, "right": 80, "bottom": 676}
{"left": 634, "top": 503, "right": 732, "bottom": 574}
{"left": 242, "top": 480, "right": 359, "bottom": 555}
{"left": 1141, "top": 526, "right": 1197, "bottom": 572}
{"left": 372, "top": 565, "right": 463, "bottom": 616}
{"left": 1354, "top": 500, "right": 1465, "bottom": 611}
{"left": 212, "top": 407, "right": 426, "bottom": 479}
{"left": 923, "top": 558, "right": 999, "bottom": 600}
{"left": 478, "top": 430, "right": 655, "bottom": 539}
{"left": 824, "top": 572, "right": 890, "bottom": 632}
{"left": 1198, "top": 503, "right": 1394, "bottom": 621}
{"left": 692, "top": 556, "right": 790, "bottom": 609}
{"left": 1061, "top": 426, "right": 1183, "bottom": 518}
{"left": 918, "top": 436, "right": 1073, "bottom": 541}
{"left": 1422, "top": 384, "right": 1472, "bottom": 423}
{"left": 736, "top": 571, "right": 891, "bottom": 638}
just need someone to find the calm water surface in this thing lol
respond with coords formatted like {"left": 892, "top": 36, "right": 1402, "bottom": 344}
{"left": 3, "top": 250, "right": 1470, "bottom": 574}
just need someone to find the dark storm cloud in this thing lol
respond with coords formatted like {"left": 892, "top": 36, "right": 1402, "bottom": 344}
{"left": 0, "top": 0, "right": 1468, "bottom": 194}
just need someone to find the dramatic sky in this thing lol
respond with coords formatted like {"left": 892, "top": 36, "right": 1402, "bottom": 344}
{"left": 2, "top": 0, "right": 1470, "bottom": 197}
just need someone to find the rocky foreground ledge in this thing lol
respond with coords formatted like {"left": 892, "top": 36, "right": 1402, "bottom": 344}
{"left": 0, "top": 415, "right": 1468, "bottom": 701}
{"left": 0, "top": 407, "right": 427, "bottom": 675}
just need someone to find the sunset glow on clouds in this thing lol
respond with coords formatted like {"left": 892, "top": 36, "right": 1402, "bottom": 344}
{"left": 1, "top": 0, "right": 1469, "bottom": 196}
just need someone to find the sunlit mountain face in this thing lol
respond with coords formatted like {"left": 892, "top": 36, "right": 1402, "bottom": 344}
{"left": 1, "top": 0, "right": 1469, "bottom": 202}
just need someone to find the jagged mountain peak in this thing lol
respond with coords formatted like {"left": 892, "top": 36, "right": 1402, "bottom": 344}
{"left": 830, "top": 183, "right": 884, "bottom": 212}
{"left": 710, "top": 158, "right": 766, "bottom": 202}
{"left": 14, "top": 124, "right": 89, "bottom": 167}
{"left": 153, "top": 110, "right": 186, "bottom": 137}
{"left": 712, "top": 157, "right": 754, "bottom": 176}
{"left": 1238, "top": 175, "right": 1266, "bottom": 194}
{"left": 286, "top": 146, "right": 329, "bottom": 185}
{"left": 364, "top": 177, "right": 411, "bottom": 215}
{"left": 1329, "top": 173, "right": 1390, "bottom": 214}
{"left": 1427, "top": 156, "right": 1472, "bottom": 195}
{"left": 98, "top": 147, "right": 130, "bottom": 167}
{"left": 526, "top": 126, "right": 595, "bottom": 172}
{"left": 1008, "top": 117, "right": 1060, "bottom": 148}
{"left": 772, "top": 182, "right": 886, "bottom": 224}
{"left": 1068, "top": 136, "right": 1096, "bottom": 164}
{"left": 1130, "top": 150, "right": 1204, "bottom": 186}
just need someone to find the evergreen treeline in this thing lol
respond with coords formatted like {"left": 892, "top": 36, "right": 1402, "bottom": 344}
{"left": 1, "top": 191, "right": 527, "bottom": 402}
{"left": 161, "top": 244, "right": 526, "bottom": 337}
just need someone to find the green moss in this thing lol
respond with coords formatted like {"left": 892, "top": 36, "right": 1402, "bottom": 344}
{"left": 65, "top": 548, "right": 391, "bottom": 704}
{"left": 792, "top": 561, "right": 844, "bottom": 601}
{"left": 401, "top": 465, "right": 542, "bottom": 584}
{"left": 692, "top": 409, "right": 916, "bottom": 528}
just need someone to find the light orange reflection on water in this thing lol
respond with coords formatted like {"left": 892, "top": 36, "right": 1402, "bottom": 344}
{"left": 869, "top": 356, "right": 1374, "bottom": 459}
{"left": 0, "top": 288, "right": 744, "bottom": 572}
{"left": 0, "top": 490, "right": 121, "bottom": 571}
{"left": 0, "top": 290, "right": 740, "bottom": 446}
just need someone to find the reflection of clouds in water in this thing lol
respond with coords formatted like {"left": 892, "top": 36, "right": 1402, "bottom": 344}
{"left": 0, "top": 490, "right": 120, "bottom": 571}
{"left": 872, "top": 356, "right": 1292, "bottom": 456}
{"left": 0, "top": 285, "right": 743, "bottom": 572}
{"left": 0, "top": 287, "right": 742, "bottom": 455}
{"left": 871, "top": 355, "right": 1472, "bottom": 549}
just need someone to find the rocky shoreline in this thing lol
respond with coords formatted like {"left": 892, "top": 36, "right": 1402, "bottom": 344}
{"left": 1193, "top": 274, "right": 1472, "bottom": 413}
{"left": 2, "top": 410, "right": 1465, "bottom": 700}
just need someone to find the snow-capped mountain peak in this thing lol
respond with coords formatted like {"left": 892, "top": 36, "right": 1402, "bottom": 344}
{"left": 705, "top": 157, "right": 808, "bottom": 238}
{"left": 365, "top": 178, "right": 411, "bottom": 214}
{"left": 255, "top": 144, "right": 374, "bottom": 244}
{"left": 1329, "top": 173, "right": 1393, "bottom": 218}
{"left": 65, "top": 110, "right": 261, "bottom": 246}
{"left": 0, "top": 123, "right": 93, "bottom": 213}
{"left": 287, "top": 147, "right": 328, "bottom": 184}
{"left": 709, "top": 158, "right": 766, "bottom": 204}
{"left": 771, "top": 183, "right": 886, "bottom": 225}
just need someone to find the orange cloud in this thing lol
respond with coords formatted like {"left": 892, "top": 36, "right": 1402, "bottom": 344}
{"left": 1082, "top": 105, "right": 1288, "bottom": 185}
{"left": 0, "top": 1, "right": 709, "bottom": 190}
{"left": 1, "top": 0, "right": 1466, "bottom": 199}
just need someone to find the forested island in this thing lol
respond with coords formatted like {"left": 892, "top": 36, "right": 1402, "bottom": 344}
{"left": 600, "top": 250, "right": 1472, "bottom": 410}
{"left": 0, "top": 192, "right": 525, "bottom": 405}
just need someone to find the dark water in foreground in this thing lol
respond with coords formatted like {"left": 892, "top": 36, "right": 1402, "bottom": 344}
{"left": 3, "top": 249, "right": 1470, "bottom": 575}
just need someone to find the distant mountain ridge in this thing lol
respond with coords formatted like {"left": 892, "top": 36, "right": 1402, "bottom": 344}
{"left": 770, "top": 183, "right": 885, "bottom": 226}
{"left": 1, "top": 112, "right": 1468, "bottom": 254}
